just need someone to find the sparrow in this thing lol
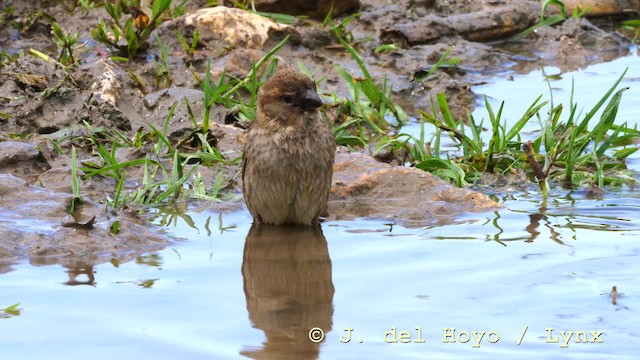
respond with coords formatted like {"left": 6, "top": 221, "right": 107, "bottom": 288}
{"left": 242, "top": 68, "right": 335, "bottom": 225}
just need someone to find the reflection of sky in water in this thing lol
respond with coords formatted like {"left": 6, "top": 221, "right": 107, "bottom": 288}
{"left": 473, "top": 48, "right": 640, "bottom": 130}
{"left": 2, "top": 191, "right": 639, "bottom": 359}
{"left": 0, "top": 209, "right": 59, "bottom": 233}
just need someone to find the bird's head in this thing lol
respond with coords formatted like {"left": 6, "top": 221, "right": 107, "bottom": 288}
{"left": 256, "top": 68, "right": 323, "bottom": 126}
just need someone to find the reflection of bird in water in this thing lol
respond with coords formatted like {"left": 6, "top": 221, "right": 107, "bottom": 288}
{"left": 241, "top": 224, "right": 334, "bottom": 360}
{"left": 64, "top": 263, "right": 95, "bottom": 286}
{"left": 242, "top": 68, "right": 335, "bottom": 226}
{"left": 610, "top": 285, "right": 619, "bottom": 305}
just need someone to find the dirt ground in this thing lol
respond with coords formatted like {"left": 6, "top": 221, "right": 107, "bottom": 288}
{"left": 0, "top": 0, "right": 638, "bottom": 270}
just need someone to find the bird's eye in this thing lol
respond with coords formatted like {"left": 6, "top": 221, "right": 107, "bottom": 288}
{"left": 281, "top": 95, "right": 294, "bottom": 104}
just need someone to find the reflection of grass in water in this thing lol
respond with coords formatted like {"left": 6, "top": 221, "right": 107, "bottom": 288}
{"left": 0, "top": 303, "right": 21, "bottom": 319}
{"left": 114, "top": 279, "right": 159, "bottom": 289}
{"left": 136, "top": 253, "right": 163, "bottom": 268}
{"left": 454, "top": 190, "right": 640, "bottom": 244}
{"left": 137, "top": 279, "right": 159, "bottom": 289}
{"left": 151, "top": 207, "right": 238, "bottom": 235}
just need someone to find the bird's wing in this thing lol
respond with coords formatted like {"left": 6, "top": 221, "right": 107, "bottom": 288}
{"left": 243, "top": 127, "right": 297, "bottom": 224}
{"left": 291, "top": 124, "right": 336, "bottom": 222}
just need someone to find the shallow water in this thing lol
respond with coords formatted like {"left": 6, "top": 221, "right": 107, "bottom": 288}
{"left": 2, "top": 193, "right": 638, "bottom": 359}
{"left": 2, "top": 55, "right": 640, "bottom": 359}
{"left": 473, "top": 47, "right": 640, "bottom": 140}
{"left": 404, "top": 46, "right": 640, "bottom": 161}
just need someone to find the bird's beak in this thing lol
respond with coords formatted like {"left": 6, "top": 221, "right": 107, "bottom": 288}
{"left": 301, "top": 89, "right": 323, "bottom": 110}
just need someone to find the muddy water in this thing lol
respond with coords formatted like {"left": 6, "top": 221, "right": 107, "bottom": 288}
{"left": 2, "top": 59, "right": 640, "bottom": 359}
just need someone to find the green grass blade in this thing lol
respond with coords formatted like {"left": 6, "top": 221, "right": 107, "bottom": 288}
{"left": 575, "top": 69, "right": 628, "bottom": 135}
{"left": 505, "top": 95, "right": 547, "bottom": 141}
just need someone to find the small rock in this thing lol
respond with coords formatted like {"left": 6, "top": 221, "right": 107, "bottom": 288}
{"left": 87, "top": 58, "right": 122, "bottom": 107}
{"left": 210, "top": 48, "right": 283, "bottom": 79}
{"left": 0, "top": 140, "right": 50, "bottom": 183}
{"left": 328, "top": 151, "right": 501, "bottom": 226}
{"left": 38, "top": 167, "right": 75, "bottom": 194}
{"left": 381, "top": 3, "right": 538, "bottom": 45}
{"left": 156, "top": 6, "right": 292, "bottom": 51}
{"left": 240, "top": 0, "right": 360, "bottom": 19}
{"left": 83, "top": 58, "right": 134, "bottom": 130}
{"left": 0, "top": 141, "right": 39, "bottom": 166}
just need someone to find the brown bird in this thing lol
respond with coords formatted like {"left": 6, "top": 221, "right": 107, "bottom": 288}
{"left": 242, "top": 68, "right": 335, "bottom": 225}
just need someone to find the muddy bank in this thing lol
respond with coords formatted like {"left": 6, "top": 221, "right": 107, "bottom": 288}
{"left": 1, "top": 0, "right": 638, "bottom": 268}
{"left": 0, "top": 174, "right": 168, "bottom": 274}
{"left": 2, "top": 0, "right": 636, "bottom": 131}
